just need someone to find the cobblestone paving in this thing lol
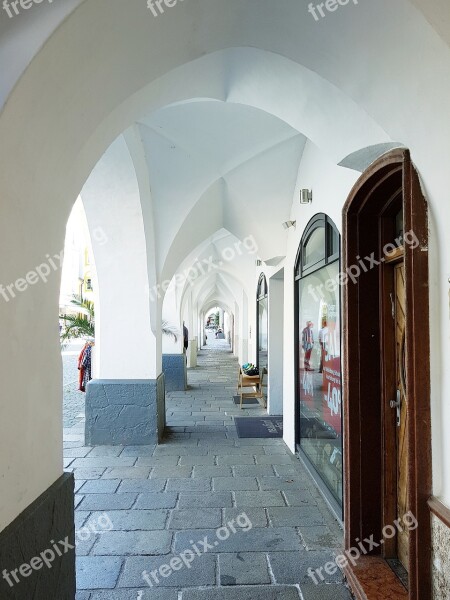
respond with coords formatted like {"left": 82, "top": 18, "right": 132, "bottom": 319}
{"left": 64, "top": 341, "right": 353, "bottom": 599}
{"left": 63, "top": 340, "right": 86, "bottom": 428}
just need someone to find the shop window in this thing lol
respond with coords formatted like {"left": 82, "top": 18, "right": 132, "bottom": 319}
{"left": 257, "top": 274, "right": 268, "bottom": 377}
{"left": 295, "top": 214, "right": 342, "bottom": 511}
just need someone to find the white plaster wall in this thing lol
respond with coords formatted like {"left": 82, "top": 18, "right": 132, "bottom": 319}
{"left": 267, "top": 275, "right": 284, "bottom": 416}
{"left": 81, "top": 136, "right": 157, "bottom": 380}
{"left": 162, "top": 279, "right": 182, "bottom": 354}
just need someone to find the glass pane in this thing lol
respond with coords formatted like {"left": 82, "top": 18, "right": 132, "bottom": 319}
{"left": 298, "top": 261, "right": 342, "bottom": 506}
{"left": 258, "top": 297, "right": 268, "bottom": 378}
{"left": 327, "top": 223, "right": 339, "bottom": 258}
{"left": 395, "top": 209, "right": 404, "bottom": 245}
{"left": 258, "top": 276, "right": 267, "bottom": 299}
{"left": 303, "top": 227, "right": 325, "bottom": 268}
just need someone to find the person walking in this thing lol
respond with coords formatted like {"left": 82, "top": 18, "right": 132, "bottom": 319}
{"left": 301, "top": 321, "right": 314, "bottom": 371}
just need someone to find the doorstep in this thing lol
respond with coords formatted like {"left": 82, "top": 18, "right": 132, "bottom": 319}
{"left": 345, "top": 556, "right": 408, "bottom": 600}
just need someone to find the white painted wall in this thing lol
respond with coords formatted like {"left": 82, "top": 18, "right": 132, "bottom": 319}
{"left": 267, "top": 274, "right": 284, "bottom": 416}
{"left": 81, "top": 136, "right": 157, "bottom": 380}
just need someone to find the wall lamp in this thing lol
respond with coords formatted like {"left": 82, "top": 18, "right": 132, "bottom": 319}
{"left": 300, "top": 189, "right": 313, "bottom": 204}
{"left": 255, "top": 259, "right": 262, "bottom": 266}
{"left": 282, "top": 220, "right": 296, "bottom": 230}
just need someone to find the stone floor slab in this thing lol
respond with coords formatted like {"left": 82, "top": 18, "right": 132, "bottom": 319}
{"left": 174, "top": 527, "right": 303, "bottom": 553}
{"left": 217, "top": 455, "right": 255, "bottom": 465}
{"left": 283, "top": 490, "right": 319, "bottom": 507}
{"left": 193, "top": 466, "right": 233, "bottom": 477}
{"left": 299, "top": 584, "right": 353, "bottom": 600}
{"left": 177, "top": 492, "right": 233, "bottom": 508}
{"left": 213, "top": 477, "right": 258, "bottom": 491}
{"left": 136, "top": 456, "right": 180, "bottom": 466}
{"left": 219, "top": 552, "right": 271, "bottom": 584}
{"left": 258, "top": 476, "right": 308, "bottom": 491}
{"left": 72, "top": 457, "right": 137, "bottom": 468}
{"left": 134, "top": 493, "right": 178, "bottom": 509}
{"left": 223, "top": 507, "right": 268, "bottom": 528}
{"left": 118, "top": 479, "right": 166, "bottom": 493}
{"left": 151, "top": 466, "right": 193, "bottom": 478}
{"left": 268, "top": 506, "right": 325, "bottom": 527}
{"left": 73, "top": 468, "right": 107, "bottom": 480}
{"left": 299, "top": 525, "right": 342, "bottom": 550}
{"left": 181, "top": 585, "right": 302, "bottom": 599}
{"left": 92, "top": 531, "right": 172, "bottom": 556}
{"left": 232, "top": 465, "right": 275, "bottom": 477}
{"left": 102, "top": 467, "right": 151, "bottom": 479}
{"left": 168, "top": 508, "right": 222, "bottom": 529}
{"left": 79, "top": 493, "right": 137, "bottom": 511}
{"left": 166, "top": 478, "right": 211, "bottom": 492}
{"left": 118, "top": 554, "right": 216, "bottom": 588}
{"left": 256, "top": 455, "right": 296, "bottom": 465}
{"left": 76, "top": 556, "right": 123, "bottom": 589}
{"left": 179, "top": 456, "right": 216, "bottom": 466}
{"left": 90, "top": 590, "right": 178, "bottom": 600}
{"left": 79, "top": 479, "right": 121, "bottom": 494}
{"left": 89, "top": 509, "right": 168, "bottom": 530}
{"left": 234, "top": 491, "right": 287, "bottom": 507}
{"left": 87, "top": 446, "right": 125, "bottom": 458}
{"left": 268, "top": 550, "right": 343, "bottom": 584}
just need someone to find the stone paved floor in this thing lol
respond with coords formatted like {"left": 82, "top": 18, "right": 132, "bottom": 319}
{"left": 63, "top": 339, "right": 87, "bottom": 428}
{"left": 65, "top": 340, "right": 353, "bottom": 600}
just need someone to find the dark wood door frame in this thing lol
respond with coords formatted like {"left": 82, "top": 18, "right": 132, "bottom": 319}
{"left": 342, "top": 149, "right": 431, "bottom": 600}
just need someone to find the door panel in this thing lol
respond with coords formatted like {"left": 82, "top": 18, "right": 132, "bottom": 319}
{"left": 395, "top": 263, "right": 408, "bottom": 571}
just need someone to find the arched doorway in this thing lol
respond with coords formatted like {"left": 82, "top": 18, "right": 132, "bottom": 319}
{"left": 294, "top": 213, "right": 343, "bottom": 514}
{"left": 342, "top": 149, "right": 431, "bottom": 599}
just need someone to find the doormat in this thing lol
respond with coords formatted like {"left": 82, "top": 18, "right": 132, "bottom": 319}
{"left": 233, "top": 396, "right": 259, "bottom": 405}
{"left": 234, "top": 417, "right": 283, "bottom": 438}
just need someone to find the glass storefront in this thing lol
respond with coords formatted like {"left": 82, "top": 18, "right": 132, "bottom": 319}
{"left": 257, "top": 275, "right": 268, "bottom": 396}
{"left": 296, "top": 215, "right": 343, "bottom": 509}
{"left": 258, "top": 297, "right": 268, "bottom": 373}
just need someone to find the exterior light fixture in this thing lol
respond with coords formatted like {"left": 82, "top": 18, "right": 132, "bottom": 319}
{"left": 282, "top": 220, "right": 296, "bottom": 230}
{"left": 255, "top": 259, "right": 262, "bottom": 266}
{"left": 300, "top": 189, "right": 313, "bottom": 204}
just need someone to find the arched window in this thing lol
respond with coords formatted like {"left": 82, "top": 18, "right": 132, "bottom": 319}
{"left": 257, "top": 273, "right": 268, "bottom": 300}
{"left": 256, "top": 274, "right": 268, "bottom": 384}
{"left": 295, "top": 214, "right": 342, "bottom": 513}
{"left": 295, "top": 213, "right": 339, "bottom": 278}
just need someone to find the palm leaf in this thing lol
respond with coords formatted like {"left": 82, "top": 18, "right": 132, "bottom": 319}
{"left": 162, "top": 320, "right": 179, "bottom": 343}
{"left": 60, "top": 294, "right": 95, "bottom": 347}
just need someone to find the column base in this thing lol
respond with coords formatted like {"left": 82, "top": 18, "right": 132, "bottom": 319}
{"left": 0, "top": 473, "right": 75, "bottom": 600}
{"left": 162, "top": 354, "right": 187, "bottom": 391}
{"left": 85, "top": 374, "right": 165, "bottom": 445}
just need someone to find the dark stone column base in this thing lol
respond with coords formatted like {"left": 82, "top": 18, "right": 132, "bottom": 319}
{"left": 0, "top": 473, "right": 75, "bottom": 600}
{"left": 163, "top": 354, "right": 187, "bottom": 391}
{"left": 85, "top": 375, "right": 165, "bottom": 445}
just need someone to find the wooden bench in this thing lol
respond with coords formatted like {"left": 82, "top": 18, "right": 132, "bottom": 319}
{"left": 237, "top": 366, "right": 267, "bottom": 409}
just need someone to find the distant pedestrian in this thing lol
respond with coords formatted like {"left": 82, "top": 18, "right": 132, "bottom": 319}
{"left": 183, "top": 322, "right": 189, "bottom": 350}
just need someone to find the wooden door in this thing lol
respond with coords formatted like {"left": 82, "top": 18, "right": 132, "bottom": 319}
{"left": 394, "top": 263, "right": 408, "bottom": 571}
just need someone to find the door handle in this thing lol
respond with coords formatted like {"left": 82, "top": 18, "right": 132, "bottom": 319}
{"left": 390, "top": 389, "right": 401, "bottom": 427}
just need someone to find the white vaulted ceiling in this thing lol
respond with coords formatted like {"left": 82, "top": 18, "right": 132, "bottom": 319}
{"left": 137, "top": 100, "right": 305, "bottom": 273}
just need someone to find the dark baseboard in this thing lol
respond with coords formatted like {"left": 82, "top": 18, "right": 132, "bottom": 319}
{"left": 0, "top": 472, "right": 75, "bottom": 600}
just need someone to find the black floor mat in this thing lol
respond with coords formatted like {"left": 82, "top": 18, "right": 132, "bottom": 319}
{"left": 234, "top": 417, "right": 283, "bottom": 438}
{"left": 233, "top": 395, "right": 259, "bottom": 405}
